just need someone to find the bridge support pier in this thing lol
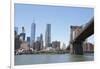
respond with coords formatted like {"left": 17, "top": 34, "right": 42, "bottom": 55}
{"left": 70, "top": 41, "right": 83, "bottom": 55}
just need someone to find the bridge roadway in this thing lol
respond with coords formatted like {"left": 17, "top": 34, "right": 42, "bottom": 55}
{"left": 70, "top": 17, "right": 94, "bottom": 55}
{"left": 73, "top": 18, "right": 94, "bottom": 42}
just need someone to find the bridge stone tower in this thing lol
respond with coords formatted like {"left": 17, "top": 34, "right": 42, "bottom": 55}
{"left": 70, "top": 26, "right": 83, "bottom": 55}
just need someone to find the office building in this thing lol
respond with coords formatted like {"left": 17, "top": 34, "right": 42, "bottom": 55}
{"left": 19, "top": 27, "right": 26, "bottom": 41}
{"left": 45, "top": 24, "right": 51, "bottom": 48}
{"left": 31, "top": 23, "right": 36, "bottom": 47}
{"left": 52, "top": 41, "right": 60, "bottom": 50}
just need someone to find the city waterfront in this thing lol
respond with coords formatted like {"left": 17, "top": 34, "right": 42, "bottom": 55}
{"left": 15, "top": 53, "right": 94, "bottom": 65}
{"left": 14, "top": 4, "right": 94, "bottom": 66}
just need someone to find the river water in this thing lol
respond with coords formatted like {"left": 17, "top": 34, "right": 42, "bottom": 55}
{"left": 15, "top": 53, "right": 94, "bottom": 65}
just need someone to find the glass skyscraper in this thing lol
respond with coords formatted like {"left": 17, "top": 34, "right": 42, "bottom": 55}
{"left": 31, "top": 23, "right": 36, "bottom": 47}
{"left": 45, "top": 24, "right": 51, "bottom": 48}
{"left": 19, "top": 27, "right": 26, "bottom": 41}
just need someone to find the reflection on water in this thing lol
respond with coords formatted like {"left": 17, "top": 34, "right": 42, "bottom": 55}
{"left": 15, "top": 54, "right": 94, "bottom": 65}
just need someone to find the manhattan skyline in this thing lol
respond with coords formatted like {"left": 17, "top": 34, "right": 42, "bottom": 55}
{"left": 14, "top": 4, "right": 94, "bottom": 47}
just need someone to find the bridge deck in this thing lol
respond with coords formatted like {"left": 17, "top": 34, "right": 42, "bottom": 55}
{"left": 73, "top": 18, "right": 94, "bottom": 42}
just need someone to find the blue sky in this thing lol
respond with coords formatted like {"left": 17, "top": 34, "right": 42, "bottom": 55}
{"left": 14, "top": 4, "right": 94, "bottom": 47}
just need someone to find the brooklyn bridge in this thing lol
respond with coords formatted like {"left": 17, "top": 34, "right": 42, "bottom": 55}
{"left": 68, "top": 17, "right": 94, "bottom": 55}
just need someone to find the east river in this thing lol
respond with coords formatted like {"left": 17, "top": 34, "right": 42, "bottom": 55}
{"left": 15, "top": 53, "right": 94, "bottom": 65}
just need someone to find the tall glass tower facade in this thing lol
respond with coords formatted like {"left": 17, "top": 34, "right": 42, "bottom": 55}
{"left": 45, "top": 24, "right": 51, "bottom": 48}
{"left": 31, "top": 23, "right": 36, "bottom": 47}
